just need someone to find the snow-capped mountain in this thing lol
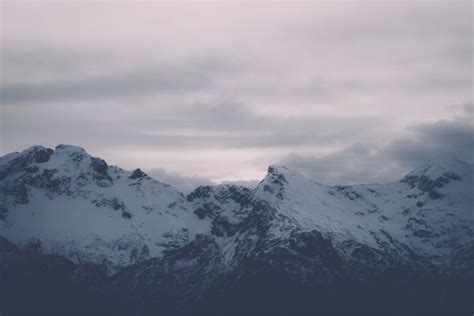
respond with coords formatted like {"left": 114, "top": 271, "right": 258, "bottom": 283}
{"left": 0, "top": 145, "right": 472, "bottom": 313}
{"left": 255, "top": 162, "right": 474, "bottom": 272}
{"left": 0, "top": 145, "right": 211, "bottom": 271}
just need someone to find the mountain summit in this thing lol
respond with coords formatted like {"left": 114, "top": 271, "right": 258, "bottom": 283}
{"left": 0, "top": 145, "right": 472, "bottom": 313}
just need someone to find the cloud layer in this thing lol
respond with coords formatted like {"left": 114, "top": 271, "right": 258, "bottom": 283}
{"left": 281, "top": 105, "right": 474, "bottom": 185}
{"left": 1, "top": 1, "right": 472, "bottom": 186}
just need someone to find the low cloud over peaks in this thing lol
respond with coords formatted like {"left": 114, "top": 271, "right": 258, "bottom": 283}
{"left": 1, "top": 1, "right": 472, "bottom": 185}
{"left": 281, "top": 106, "right": 474, "bottom": 185}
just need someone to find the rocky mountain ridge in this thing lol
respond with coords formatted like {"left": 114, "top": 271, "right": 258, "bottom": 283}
{"left": 0, "top": 145, "right": 472, "bottom": 313}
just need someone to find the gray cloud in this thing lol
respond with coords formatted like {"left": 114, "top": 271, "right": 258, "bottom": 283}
{"left": 281, "top": 143, "right": 402, "bottom": 185}
{"left": 0, "top": 99, "right": 380, "bottom": 152}
{"left": 147, "top": 168, "right": 260, "bottom": 193}
{"left": 0, "top": 43, "right": 114, "bottom": 85}
{"left": 388, "top": 123, "right": 474, "bottom": 166}
{"left": 1, "top": 1, "right": 472, "bottom": 183}
{"left": 281, "top": 107, "right": 474, "bottom": 185}
{"left": 0, "top": 62, "right": 218, "bottom": 104}
{"left": 147, "top": 168, "right": 213, "bottom": 194}
{"left": 1, "top": 2, "right": 471, "bottom": 106}
{"left": 220, "top": 179, "right": 260, "bottom": 189}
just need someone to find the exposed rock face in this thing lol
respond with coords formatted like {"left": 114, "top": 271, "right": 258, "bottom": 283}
{"left": 129, "top": 168, "right": 147, "bottom": 180}
{"left": 0, "top": 146, "right": 473, "bottom": 313}
{"left": 0, "top": 145, "right": 207, "bottom": 271}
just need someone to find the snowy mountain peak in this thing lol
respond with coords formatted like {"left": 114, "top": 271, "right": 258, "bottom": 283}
{"left": 1, "top": 146, "right": 473, "bottom": 313}
{"left": 54, "top": 144, "right": 88, "bottom": 154}
{"left": 5, "top": 145, "right": 52, "bottom": 164}
{"left": 1, "top": 145, "right": 473, "bottom": 279}
{"left": 129, "top": 168, "right": 148, "bottom": 179}
{"left": 406, "top": 158, "right": 473, "bottom": 180}
{"left": 256, "top": 164, "right": 319, "bottom": 202}
{"left": 254, "top": 165, "right": 291, "bottom": 200}
{"left": 400, "top": 158, "right": 473, "bottom": 200}
{"left": 0, "top": 145, "right": 54, "bottom": 180}
{"left": 267, "top": 164, "right": 295, "bottom": 178}
{"left": 0, "top": 145, "right": 210, "bottom": 271}
{"left": 0, "top": 145, "right": 89, "bottom": 177}
{"left": 22, "top": 144, "right": 48, "bottom": 153}
{"left": 264, "top": 164, "right": 308, "bottom": 187}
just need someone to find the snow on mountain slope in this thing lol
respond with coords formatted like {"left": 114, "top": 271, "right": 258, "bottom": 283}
{"left": 254, "top": 161, "right": 474, "bottom": 269}
{"left": 1, "top": 144, "right": 472, "bottom": 276}
{"left": 187, "top": 184, "right": 254, "bottom": 225}
{"left": 0, "top": 145, "right": 210, "bottom": 271}
{"left": 1, "top": 145, "right": 473, "bottom": 313}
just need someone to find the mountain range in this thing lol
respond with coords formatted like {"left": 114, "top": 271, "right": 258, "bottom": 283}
{"left": 0, "top": 144, "right": 473, "bottom": 314}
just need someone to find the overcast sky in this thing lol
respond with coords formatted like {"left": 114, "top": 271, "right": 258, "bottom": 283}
{"left": 1, "top": 1, "right": 472, "bottom": 191}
